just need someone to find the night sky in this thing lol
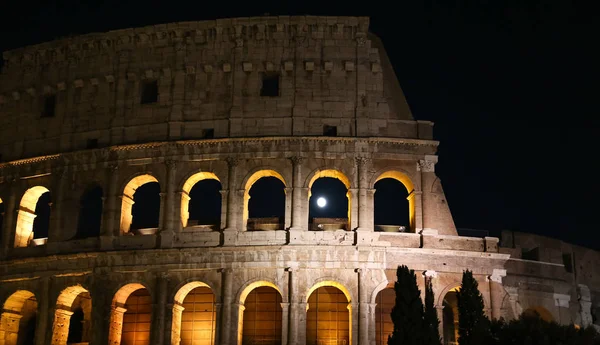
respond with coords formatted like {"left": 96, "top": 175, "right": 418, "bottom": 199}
{"left": 1, "top": 1, "right": 596, "bottom": 249}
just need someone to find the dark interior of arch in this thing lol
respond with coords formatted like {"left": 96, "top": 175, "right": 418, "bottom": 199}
{"left": 67, "top": 307, "right": 84, "bottom": 343}
{"left": 188, "top": 179, "right": 222, "bottom": 227}
{"left": 19, "top": 307, "right": 37, "bottom": 345}
{"left": 131, "top": 182, "right": 160, "bottom": 230}
{"left": 76, "top": 186, "right": 103, "bottom": 238}
{"left": 309, "top": 177, "right": 348, "bottom": 221}
{"left": 0, "top": 201, "right": 4, "bottom": 247}
{"left": 374, "top": 178, "right": 409, "bottom": 228}
{"left": 32, "top": 192, "right": 51, "bottom": 239}
{"left": 248, "top": 176, "right": 285, "bottom": 221}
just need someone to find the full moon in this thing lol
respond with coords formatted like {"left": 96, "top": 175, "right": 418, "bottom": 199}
{"left": 317, "top": 197, "right": 327, "bottom": 208}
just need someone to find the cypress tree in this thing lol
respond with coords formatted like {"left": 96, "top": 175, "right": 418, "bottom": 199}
{"left": 388, "top": 265, "right": 425, "bottom": 345}
{"left": 423, "top": 278, "right": 442, "bottom": 345}
{"left": 457, "top": 270, "right": 490, "bottom": 345}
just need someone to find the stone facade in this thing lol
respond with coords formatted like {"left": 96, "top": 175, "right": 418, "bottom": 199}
{"left": 0, "top": 15, "right": 597, "bottom": 345}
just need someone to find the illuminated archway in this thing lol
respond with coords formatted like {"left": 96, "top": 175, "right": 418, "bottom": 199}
{"left": 237, "top": 281, "right": 283, "bottom": 345}
{"left": 442, "top": 287, "right": 459, "bottom": 345}
{"left": 50, "top": 285, "right": 92, "bottom": 345}
{"left": 120, "top": 175, "right": 159, "bottom": 234}
{"left": 181, "top": 172, "right": 222, "bottom": 229}
{"left": 172, "top": 281, "right": 217, "bottom": 345}
{"left": 307, "top": 170, "right": 351, "bottom": 231}
{"left": 374, "top": 171, "right": 416, "bottom": 232}
{"left": 522, "top": 306, "right": 554, "bottom": 322}
{"left": 75, "top": 185, "right": 103, "bottom": 239}
{"left": 15, "top": 186, "right": 50, "bottom": 247}
{"left": 306, "top": 281, "right": 352, "bottom": 345}
{"left": 374, "top": 287, "right": 395, "bottom": 345}
{"left": 242, "top": 170, "right": 287, "bottom": 231}
{"left": 108, "top": 283, "right": 151, "bottom": 345}
{"left": 0, "top": 290, "right": 38, "bottom": 345}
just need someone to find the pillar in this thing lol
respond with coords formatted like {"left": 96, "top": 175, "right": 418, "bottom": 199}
{"left": 219, "top": 190, "right": 228, "bottom": 230}
{"left": 289, "top": 157, "right": 306, "bottom": 231}
{"left": 287, "top": 267, "right": 303, "bottom": 345}
{"left": 50, "top": 308, "right": 74, "bottom": 345}
{"left": 35, "top": 277, "right": 50, "bottom": 345}
{"left": 356, "top": 269, "right": 369, "bottom": 345}
{"left": 489, "top": 269, "right": 506, "bottom": 320}
{"left": 107, "top": 306, "right": 127, "bottom": 345}
{"left": 436, "top": 305, "right": 445, "bottom": 344}
{"left": 356, "top": 157, "right": 373, "bottom": 231}
{"left": 214, "top": 302, "right": 223, "bottom": 345}
{"left": 349, "top": 188, "right": 358, "bottom": 231}
{"left": 280, "top": 302, "right": 290, "bottom": 345}
{"left": 577, "top": 284, "right": 593, "bottom": 327}
{"left": 1, "top": 311, "right": 22, "bottom": 343}
{"left": 101, "top": 164, "right": 119, "bottom": 248}
{"left": 1, "top": 192, "right": 16, "bottom": 256}
{"left": 152, "top": 273, "right": 169, "bottom": 345}
{"left": 418, "top": 158, "right": 437, "bottom": 234}
{"left": 284, "top": 188, "right": 293, "bottom": 229}
{"left": 220, "top": 268, "right": 234, "bottom": 345}
{"left": 160, "top": 160, "right": 177, "bottom": 247}
{"left": 169, "top": 304, "right": 185, "bottom": 345}
{"left": 224, "top": 158, "right": 240, "bottom": 232}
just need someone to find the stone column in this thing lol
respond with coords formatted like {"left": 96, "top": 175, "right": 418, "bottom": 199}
{"left": 489, "top": 269, "right": 507, "bottom": 320}
{"left": 356, "top": 158, "right": 373, "bottom": 231}
{"left": 152, "top": 273, "right": 169, "bottom": 345}
{"left": 1, "top": 311, "right": 22, "bottom": 342}
{"left": 219, "top": 190, "right": 228, "bottom": 230}
{"left": 107, "top": 306, "right": 127, "bottom": 345}
{"left": 368, "top": 303, "right": 377, "bottom": 345}
{"left": 220, "top": 268, "right": 234, "bottom": 345}
{"left": 418, "top": 158, "right": 437, "bottom": 234}
{"left": 214, "top": 302, "right": 223, "bottom": 345}
{"left": 348, "top": 189, "right": 359, "bottom": 231}
{"left": 289, "top": 157, "right": 306, "bottom": 231}
{"left": 50, "top": 308, "right": 74, "bottom": 345}
{"left": 280, "top": 302, "right": 290, "bottom": 345}
{"left": 1, "top": 191, "right": 16, "bottom": 256}
{"left": 356, "top": 269, "right": 369, "bottom": 345}
{"left": 224, "top": 158, "right": 240, "bottom": 232}
{"left": 101, "top": 164, "right": 119, "bottom": 248}
{"left": 287, "top": 267, "right": 303, "bottom": 345}
{"left": 160, "top": 160, "right": 177, "bottom": 247}
{"left": 436, "top": 305, "right": 445, "bottom": 344}
{"left": 284, "top": 188, "right": 293, "bottom": 229}
{"left": 169, "top": 303, "right": 184, "bottom": 345}
{"left": 408, "top": 191, "right": 423, "bottom": 232}
{"left": 35, "top": 277, "right": 50, "bottom": 345}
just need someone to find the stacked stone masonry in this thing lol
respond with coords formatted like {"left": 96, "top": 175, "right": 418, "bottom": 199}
{"left": 0, "top": 16, "right": 597, "bottom": 345}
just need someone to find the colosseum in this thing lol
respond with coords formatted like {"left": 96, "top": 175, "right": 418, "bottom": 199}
{"left": 0, "top": 15, "right": 598, "bottom": 345}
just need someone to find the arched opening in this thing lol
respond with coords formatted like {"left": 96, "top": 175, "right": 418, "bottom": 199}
{"left": 374, "top": 171, "right": 415, "bottom": 232}
{"left": 374, "top": 287, "right": 395, "bottom": 345}
{"left": 308, "top": 170, "right": 351, "bottom": 231}
{"left": 0, "top": 290, "right": 38, "bottom": 345}
{"left": 108, "top": 284, "right": 152, "bottom": 345}
{"left": 374, "top": 179, "right": 410, "bottom": 232}
{"left": 75, "top": 185, "right": 103, "bottom": 239}
{"left": 120, "top": 175, "right": 160, "bottom": 235}
{"left": 51, "top": 285, "right": 92, "bottom": 345}
{"left": 243, "top": 170, "right": 286, "bottom": 231}
{"left": 241, "top": 285, "right": 283, "bottom": 345}
{"left": 306, "top": 284, "right": 351, "bottom": 345}
{"left": 15, "top": 186, "right": 51, "bottom": 247}
{"left": 522, "top": 306, "right": 554, "bottom": 322}
{"left": 172, "top": 282, "right": 217, "bottom": 345}
{"left": 442, "top": 289, "right": 459, "bottom": 345}
{"left": 181, "top": 172, "right": 222, "bottom": 230}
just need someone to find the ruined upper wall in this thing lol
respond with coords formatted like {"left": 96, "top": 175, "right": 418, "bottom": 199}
{"left": 0, "top": 16, "right": 428, "bottom": 162}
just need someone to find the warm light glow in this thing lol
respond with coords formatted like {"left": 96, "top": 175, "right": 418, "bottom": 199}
{"left": 120, "top": 174, "right": 159, "bottom": 234}
{"left": 243, "top": 170, "right": 287, "bottom": 231}
{"left": 317, "top": 197, "right": 327, "bottom": 208}
{"left": 1, "top": 290, "right": 38, "bottom": 345}
{"left": 374, "top": 170, "right": 416, "bottom": 232}
{"left": 15, "top": 185, "right": 50, "bottom": 247}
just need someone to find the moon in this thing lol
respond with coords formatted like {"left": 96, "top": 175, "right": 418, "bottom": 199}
{"left": 317, "top": 197, "right": 327, "bottom": 208}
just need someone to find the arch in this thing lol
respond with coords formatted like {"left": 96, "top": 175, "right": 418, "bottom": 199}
{"left": 522, "top": 306, "right": 554, "bottom": 322}
{"left": 51, "top": 285, "right": 92, "bottom": 345}
{"left": 120, "top": 174, "right": 159, "bottom": 234}
{"left": 442, "top": 287, "right": 460, "bottom": 345}
{"left": 1, "top": 290, "right": 38, "bottom": 345}
{"left": 109, "top": 283, "right": 152, "bottom": 345}
{"left": 306, "top": 169, "right": 352, "bottom": 231}
{"left": 241, "top": 285, "right": 283, "bottom": 345}
{"left": 180, "top": 172, "right": 221, "bottom": 229}
{"left": 306, "top": 283, "right": 352, "bottom": 345}
{"left": 237, "top": 280, "right": 283, "bottom": 305}
{"left": 242, "top": 169, "right": 287, "bottom": 231}
{"left": 373, "top": 170, "right": 416, "bottom": 232}
{"left": 172, "top": 281, "right": 217, "bottom": 345}
{"left": 305, "top": 280, "right": 352, "bottom": 304}
{"left": 374, "top": 288, "right": 395, "bottom": 345}
{"left": 436, "top": 282, "right": 461, "bottom": 307}
{"left": 15, "top": 186, "right": 50, "bottom": 247}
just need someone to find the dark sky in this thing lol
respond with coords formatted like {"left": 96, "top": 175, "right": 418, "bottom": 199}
{"left": 1, "top": 1, "right": 596, "bottom": 249}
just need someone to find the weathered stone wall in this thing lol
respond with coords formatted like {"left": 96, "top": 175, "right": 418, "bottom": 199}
{"left": 0, "top": 16, "right": 425, "bottom": 162}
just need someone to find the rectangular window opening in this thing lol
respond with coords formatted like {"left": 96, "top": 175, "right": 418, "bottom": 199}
{"left": 260, "top": 73, "right": 280, "bottom": 97}
{"left": 86, "top": 138, "right": 99, "bottom": 149}
{"left": 521, "top": 247, "right": 540, "bottom": 261}
{"left": 562, "top": 253, "right": 573, "bottom": 273}
{"left": 323, "top": 125, "right": 338, "bottom": 137}
{"left": 202, "top": 128, "right": 215, "bottom": 139}
{"left": 42, "top": 94, "right": 56, "bottom": 118}
{"left": 141, "top": 80, "right": 159, "bottom": 104}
